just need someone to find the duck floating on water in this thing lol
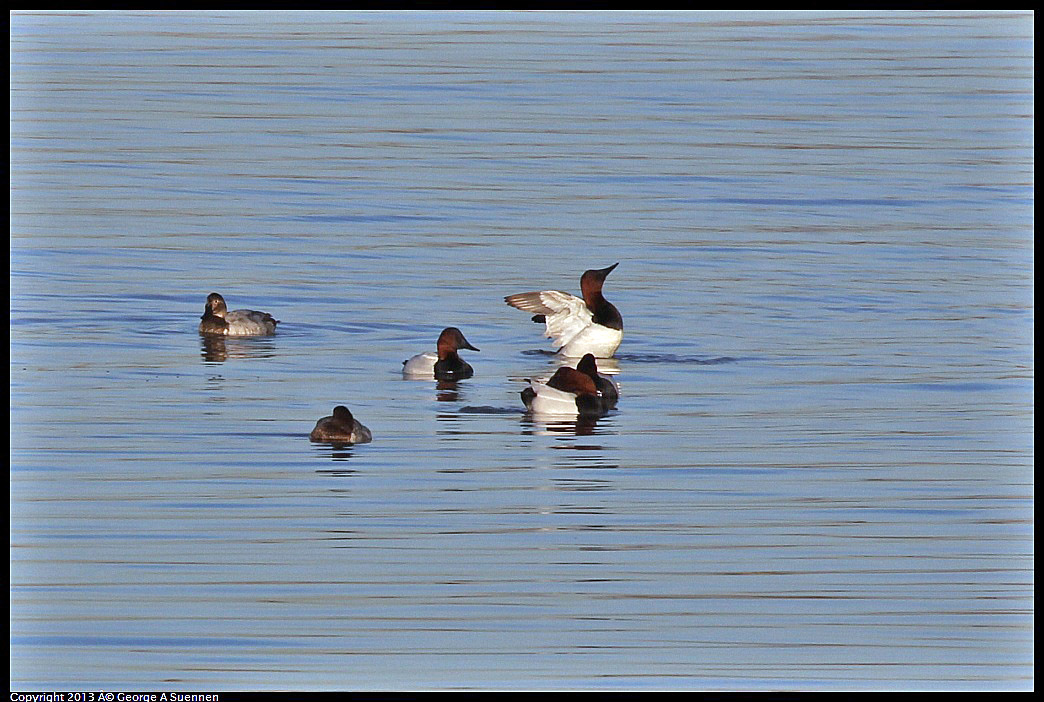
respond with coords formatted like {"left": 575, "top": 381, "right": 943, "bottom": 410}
{"left": 199, "top": 293, "right": 278, "bottom": 336}
{"left": 505, "top": 263, "right": 622, "bottom": 358}
{"left": 310, "top": 405, "right": 372, "bottom": 444}
{"left": 402, "top": 327, "right": 481, "bottom": 380}
{"left": 521, "top": 353, "right": 618, "bottom": 417}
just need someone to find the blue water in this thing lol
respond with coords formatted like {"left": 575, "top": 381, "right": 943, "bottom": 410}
{"left": 10, "top": 10, "right": 1033, "bottom": 691}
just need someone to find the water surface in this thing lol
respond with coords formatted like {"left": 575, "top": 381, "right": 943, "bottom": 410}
{"left": 10, "top": 10, "right": 1034, "bottom": 691}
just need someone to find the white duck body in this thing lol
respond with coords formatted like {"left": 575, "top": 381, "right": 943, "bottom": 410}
{"left": 524, "top": 378, "right": 588, "bottom": 416}
{"left": 402, "top": 351, "right": 438, "bottom": 377}
{"left": 221, "top": 309, "right": 279, "bottom": 336}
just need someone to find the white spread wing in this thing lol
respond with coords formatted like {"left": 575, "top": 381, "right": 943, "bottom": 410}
{"left": 506, "top": 290, "right": 593, "bottom": 350}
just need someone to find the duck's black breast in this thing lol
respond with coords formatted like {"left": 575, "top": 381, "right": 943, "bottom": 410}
{"left": 199, "top": 312, "right": 229, "bottom": 335}
{"left": 591, "top": 298, "right": 623, "bottom": 330}
{"left": 434, "top": 356, "right": 474, "bottom": 380}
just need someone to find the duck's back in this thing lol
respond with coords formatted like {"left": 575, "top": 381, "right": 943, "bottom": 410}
{"left": 224, "top": 309, "right": 278, "bottom": 336}
{"left": 310, "top": 416, "right": 371, "bottom": 444}
{"left": 402, "top": 351, "right": 438, "bottom": 376}
{"left": 522, "top": 379, "right": 583, "bottom": 415}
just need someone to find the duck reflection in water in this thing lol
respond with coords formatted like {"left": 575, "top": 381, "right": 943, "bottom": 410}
{"left": 435, "top": 378, "right": 470, "bottom": 403}
{"left": 313, "top": 451, "right": 358, "bottom": 469}
{"left": 199, "top": 334, "right": 278, "bottom": 363}
{"left": 522, "top": 413, "right": 603, "bottom": 437}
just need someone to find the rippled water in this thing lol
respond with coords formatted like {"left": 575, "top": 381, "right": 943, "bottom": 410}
{"left": 10, "top": 11, "right": 1034, "bottom": 691}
